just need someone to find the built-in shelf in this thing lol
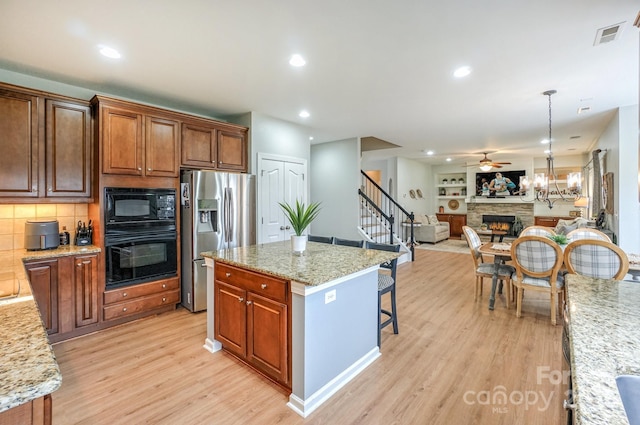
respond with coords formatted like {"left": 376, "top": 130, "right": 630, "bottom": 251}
{"left": 437, "top": 195, "right": 466, "bottom": 200}
{"left": 436, "top": 183, "right": 466, "bottom": 188}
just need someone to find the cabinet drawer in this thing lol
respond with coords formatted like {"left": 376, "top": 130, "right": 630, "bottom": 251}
{"left": 215, "top": 262, "right": 288, "bottom": 302}
{"left": 103, "top": 289, "right": 179, "bottom": 321}
{"left": 103, "top": 277, "right": 179, "bottom": 305}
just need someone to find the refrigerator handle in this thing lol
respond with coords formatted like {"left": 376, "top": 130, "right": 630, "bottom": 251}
{"left": 228, "top": 187, "right": 234, "bottom": 243}
{"left": 223, "top": 188, "right": 228, "bottom": 243}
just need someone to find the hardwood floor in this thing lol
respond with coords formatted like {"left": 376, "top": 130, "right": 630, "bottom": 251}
{"left": 52, "top": 250, "right": 567, "bottom": 424}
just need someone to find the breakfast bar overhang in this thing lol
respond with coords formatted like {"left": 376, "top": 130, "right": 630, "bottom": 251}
{"left": 202, "top": 241, "right": 399, "bottom": 417}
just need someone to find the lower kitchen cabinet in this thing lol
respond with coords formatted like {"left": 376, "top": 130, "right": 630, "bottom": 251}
{"left": 436, "top": 213, "right": 467, "bottom": 238}
{"left": 25, "top": 253, "right": 99, "bottom": 342}
{"left": 103, "top": 277, "right": 180, "bottom": 321}
{"left": 0, "top": 394, "right": 52, "bottom": 425}
{"left": 214, "top": 262, "right": 290, "bottom": 388}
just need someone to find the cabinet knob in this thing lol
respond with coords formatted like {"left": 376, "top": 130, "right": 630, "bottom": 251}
{"left": 246, "top": 301, "right": 252, "bottom": 305}
{"left": 238, "top": 297, "right": 244, "bottom": 303}
{"left": 162, "top": 284, "right": 166, "bottom": 288}
{"left": 147, "top": 168, "right": 152, "bottom": 171}
{"left": 48, "top": 187, "right": 52, "bottom": 192}
{"left": 138, "top": 167, "right": 142, "bottom": 171}
{"left": 162, "top": 297, "right": 167, "bottom": 302}
{"left": 122, "top": 292, "right": 127, "bottom": 297}
{"left": 219, "top": 161, "right": 223, "bottom": 164}
{"left": 279, "top": 226, "right": 285, "bottom": 230}
{"left": 226, "top": 272, "right": 231, "bottom": 277}
{"left": 261, "top": 283, "right": 267, "bottom": 289}
{"left": 123, "top": 307, "right": 127, "bottom": 312}
{"left": 285, "top": 225, "right": 291, "bottom": 230}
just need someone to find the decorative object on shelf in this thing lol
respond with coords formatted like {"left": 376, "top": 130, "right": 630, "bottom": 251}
{"left": 439, "top": 187, "right": 446, "bottom": 196}
{"left": 438, "top": 205, "right": 444, "bottom": 213}
{"left": 459, "top": 178, "right": 465, "bottom": 184}
{"left": 518, "top": 90, "right": 581, "bottom": 209}
{"left": 409, "top": 189, "right": 416, "bottom": 199}
{"left": 480, "top": 223, "right": 488, "bottom": 230}
{"left": 442, "top": 178, "right": 448, "bottom": 184}
{"left": 416, "top": 189, "right": 423, "bottom": 198}
{"left": 448, "top": 199, "right": 459, "bottom": 210}
{"left": 279, "top": 200, "right": 322, "bottom": 253}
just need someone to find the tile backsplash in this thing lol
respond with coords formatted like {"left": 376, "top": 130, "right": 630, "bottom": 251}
{"left": 0, "top": 204, "right": 89, "bottom": 251}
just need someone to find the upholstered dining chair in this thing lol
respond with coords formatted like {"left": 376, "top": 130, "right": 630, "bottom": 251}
{"left": 563, "top": 239, "right": 629, "bottom": 280}
{"left": 307, "top": 235, "right": 334, "bottom": 244}
{"left": 334, "top": 237, "right": 365, "bottom": 248}
{"left": 510, "top": 235, "right": 565, "bottom": 325}
{"left": 565, "top": 227, "right": 611, "bottom": 242}
{"left": 365, "top": 241, "right": 400, "bottom": 348}
{"left": 519, "top": 225, "right": 557, "bottom": 237}
{"left": 462, "top": 226, "right": 515, "bottom": 305}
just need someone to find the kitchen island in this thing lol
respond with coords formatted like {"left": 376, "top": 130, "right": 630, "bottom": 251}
{"left": 202, "top": 241, "right": 400, "bottom": 418}
{"left": 566, "top": 274, "right": 640, "bottom": 424}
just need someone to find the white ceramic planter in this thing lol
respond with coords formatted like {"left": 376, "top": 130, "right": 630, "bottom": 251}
{"left": 291, "top": 235, "right": 307, "bottom": 253}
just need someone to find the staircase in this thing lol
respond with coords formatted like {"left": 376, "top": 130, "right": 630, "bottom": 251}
{"left": 358, "top": 171, "right": 417, "bottom": 262}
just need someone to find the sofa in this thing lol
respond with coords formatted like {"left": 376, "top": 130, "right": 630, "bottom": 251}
{"left": 553, "top": 217, "right": 590, "bottom": 235}
{"left": 413, "top": 214, "right": 450, "bottom": 243}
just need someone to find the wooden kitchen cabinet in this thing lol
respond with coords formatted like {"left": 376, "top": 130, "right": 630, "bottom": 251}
{"left": 181, "top": 120, "right": 248, "bottom": 172}
{"left": 100, "top": 104, "right": 144, "bottom": 176}
{"left": 25, "top": 259, "right": 59, "bottom": 335}
{"left": 436, "top": 213, "right": 467, "bottom": 238}
{"left": 25, "top": 253, "right": 100, "bottom": 342}
{"left": 102, "top": 276, "right": 180, "bottom": 321}
{"left": 214, "top": 262, "right": 290, "bottom": 388}
{"left": 145, "top": 115, "right": 180, "bottom": 177}
{"left": 0, "top": 394, "right": 52, "bottom": 425}
{"left": 0, "top": 83, "right": 93, "bottom": 202}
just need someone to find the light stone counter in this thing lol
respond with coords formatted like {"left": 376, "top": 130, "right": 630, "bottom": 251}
{"left": 0, "top": 245, "right": 100, "bottom": 413}
{"left": 566, "top": 273, "right": 640, "bottom": 425}
{"left": 201, "top": 240, "right": 398, "bottom": 286}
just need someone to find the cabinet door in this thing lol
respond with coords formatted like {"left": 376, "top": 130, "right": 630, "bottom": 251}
{"left": 450, "top": 215, "right": 467, "bottom": 238}
{"left": 217, "top": 129, "right": 247, "bottom": 171}
{"left": 214, "top": 281, "right": 247, "bottom": 357}
{"left": 247, "top": 292, "right": 289, "bottom": 385}
{"left": 181, "top": 122, "right": 216, "bottom": 169}
{"left": 45, "top": 99, "right": 91, "bottom": 198}
{"left": 25, "top": 260, "right": 59, "bottom": 335}
{"left": 146, "top": 115, "right": 179, "bottom": 177}
{"left": 74, "top": 254, "right": 99, "bottom": 328}
{"left": 0, "top": 89, "right": 38, "bottom": 197}
{"left": 102, "top": 106, "right": 143, "bottom": 175}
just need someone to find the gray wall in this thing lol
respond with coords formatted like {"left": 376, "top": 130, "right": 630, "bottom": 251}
{"left": 310, "top": 138, "right": 361, "bottom": 239}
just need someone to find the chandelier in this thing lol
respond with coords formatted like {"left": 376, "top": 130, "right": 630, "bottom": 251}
{"left": 519, "top": 90, "right": 581, "bottom": 209}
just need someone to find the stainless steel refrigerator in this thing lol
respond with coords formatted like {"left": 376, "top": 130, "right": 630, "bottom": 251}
{"left": 180, "top": 170, "right": 256, "bottom": 312}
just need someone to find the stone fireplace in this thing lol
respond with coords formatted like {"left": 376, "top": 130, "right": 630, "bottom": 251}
{"left": 466, "top": 202, "right": 534, "bottom": 233}
{"left": 482, "top": 214, "right": 516, "bottom": 235}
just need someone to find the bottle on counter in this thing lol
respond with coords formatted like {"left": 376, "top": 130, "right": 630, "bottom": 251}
{"left": 59, "top": 226, "right": 70, "bottom": 246}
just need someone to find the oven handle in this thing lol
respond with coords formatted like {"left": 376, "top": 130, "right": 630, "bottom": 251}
{"left": 105, "top": 231, "right": 176, "bottom": 246}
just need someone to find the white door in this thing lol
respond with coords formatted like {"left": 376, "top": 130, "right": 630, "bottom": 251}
{"left": 258, "top": 155, "right": 307, "bottom": 243}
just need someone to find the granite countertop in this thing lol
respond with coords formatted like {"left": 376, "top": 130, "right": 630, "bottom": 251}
{"left": 202, "top": 241, "right": 400, "bottom": 286}
{"left": 0, "top": 245, "right": 101, "bottom": 413}
{"left": 566, "top": 273, "right": 640, "bottom": 425}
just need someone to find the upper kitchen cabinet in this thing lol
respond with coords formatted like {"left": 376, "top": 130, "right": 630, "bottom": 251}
{"left": 0, "top": 83, "right": 93, "bottom": 202}
{"left": 0, "top": 88, "right": 39, "bottom": 198}
{"left": 94, "top": 96, "right": 180, "bottom": 178}
{"left": 181, "top": 119, "right": 248, "bottom": 172}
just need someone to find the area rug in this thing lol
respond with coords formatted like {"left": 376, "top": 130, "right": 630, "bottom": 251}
{"left": 415, "top": 239, "right": 469, "bottom": 254}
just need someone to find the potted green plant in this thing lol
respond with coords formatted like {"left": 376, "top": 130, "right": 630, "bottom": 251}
{"left": 279, "top": 200, "right": 322, "bottom": 253}
{"left": 548, "top": 234, "right": 570, "bottom": 246}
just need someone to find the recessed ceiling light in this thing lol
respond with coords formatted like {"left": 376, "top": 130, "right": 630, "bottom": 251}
{"left": 309, "top": 136, "right": 314, "bottom": 141}
{"left": 299, "top": 110, "right": 310, "bottom": 118}
{"left": 540, "top": 139, "right": 550, "bottom": 144}
{"left": 425, "top": 150, "right": 434, "bottom": 156}
{"left": 453, "top": 66, "right": 472, "bottom": 78}
{"left": 446, "top": 158, "right": 452, "bottom": 162}
{"left": 544, "top": 149, "right": 551, "bottom": 154}
{"left": 99, "top": 45, "right": 121, "bottom": 59}
{"left": 289, "top": 54, "right": 306, "bottom": 67}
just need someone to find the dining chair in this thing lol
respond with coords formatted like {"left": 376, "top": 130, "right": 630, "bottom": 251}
{"left": 565, "top": 227, "right": 611, "bottom": 242}
{"left": 510, "top": 235, "right": 565, "bottom": 325}
{"left": 334, "top": 237, "right": 365, "bottom": 248}
{"left": 307, "top": 235, "right": 334, "bottom": 244}
{"left": 519, "top": 225, "right": 557, "bottom": 237}
{"left": 462, "top": 226, "right": 515, "bottom": 305}
{"left": 365, "top": 241, "right": 400, "bottom": 348}
{"left": 563, "top": 239, "right": 629, "bottom": 280}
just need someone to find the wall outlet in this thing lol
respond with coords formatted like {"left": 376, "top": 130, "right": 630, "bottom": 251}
{"left": 325, "top": 289, "right": 336, "bottom": 304}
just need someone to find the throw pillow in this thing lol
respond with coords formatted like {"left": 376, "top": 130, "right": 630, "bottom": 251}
{"left": 428, "top": 214, "right": 439, "bottom": 225}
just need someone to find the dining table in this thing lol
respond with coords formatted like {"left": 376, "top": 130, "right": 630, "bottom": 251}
{"left": 478, "top": 241, "right": 513, "bottom": 310}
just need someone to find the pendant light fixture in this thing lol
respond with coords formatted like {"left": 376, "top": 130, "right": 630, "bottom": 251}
{"left": 519, "top": 90, "right": 581, "bottom": 209}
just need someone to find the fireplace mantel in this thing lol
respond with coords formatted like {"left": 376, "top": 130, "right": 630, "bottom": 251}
{"left": 466, "top": 197, "right": 533, "bottom": 205}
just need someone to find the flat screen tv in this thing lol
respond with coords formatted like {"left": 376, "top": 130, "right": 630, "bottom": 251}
{"left": 475, "top": 170, "right": 526, "bottom": 197}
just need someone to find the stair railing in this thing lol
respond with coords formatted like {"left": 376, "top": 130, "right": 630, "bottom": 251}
{"left": 359, "top": 171, "right": 416, "bottom": 261}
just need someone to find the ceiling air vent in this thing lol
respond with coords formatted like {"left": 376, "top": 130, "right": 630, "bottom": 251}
{"left": 594, "top": 22, "right": 625, "bottom": 46}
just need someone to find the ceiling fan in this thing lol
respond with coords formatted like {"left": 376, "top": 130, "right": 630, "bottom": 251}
{"left": 467, "top": 152, "right": 512, "bottom": 171}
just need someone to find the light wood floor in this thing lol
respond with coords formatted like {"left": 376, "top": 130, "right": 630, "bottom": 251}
{"left": 52, "top": 250, "right": 567, "bottom": 424}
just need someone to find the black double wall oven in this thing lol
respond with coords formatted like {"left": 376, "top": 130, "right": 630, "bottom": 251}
{"left": 104, "top": 187, "right": 177, "bottom": 289}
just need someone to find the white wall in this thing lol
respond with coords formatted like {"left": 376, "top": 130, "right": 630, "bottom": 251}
{"left": 310, "top": 138, "right": 361, "bottom": 239}
{"left": 595, "top": 106, "right": 640, "bottom": 252}
{"left": 395, "top": 157, "right": 431, "bottom": 216}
